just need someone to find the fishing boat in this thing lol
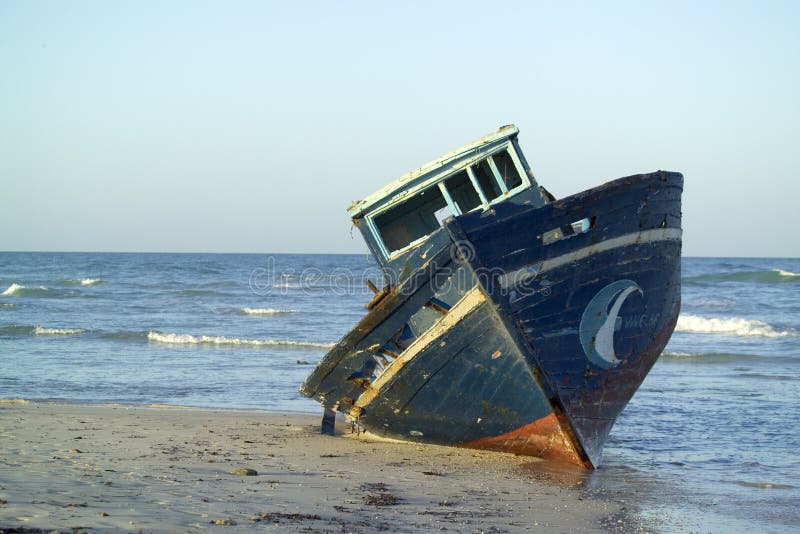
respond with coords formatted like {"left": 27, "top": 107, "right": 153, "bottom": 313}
{"left": 300, "top": 125, "right": 682, "bottom": 468}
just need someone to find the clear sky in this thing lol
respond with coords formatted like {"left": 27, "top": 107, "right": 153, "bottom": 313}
{"left": 1, "top": 1, "right": 798, "bottom": 256}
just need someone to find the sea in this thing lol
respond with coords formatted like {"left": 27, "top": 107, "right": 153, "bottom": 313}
{"left": 1, "top": 252, "right": 798, "bottom": 533}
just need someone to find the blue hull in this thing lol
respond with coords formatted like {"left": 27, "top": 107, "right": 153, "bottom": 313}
{"left": 301, "top": 171, "right": 682, "bottom": 468}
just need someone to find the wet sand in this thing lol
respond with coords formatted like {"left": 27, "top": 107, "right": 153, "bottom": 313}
{"left": 0, "top": 402, "right": 638, "bottom": 532}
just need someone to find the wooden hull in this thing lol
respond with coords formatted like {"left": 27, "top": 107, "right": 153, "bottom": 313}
{"left": 301, "top": 171, "right": 683, "bottom": 468}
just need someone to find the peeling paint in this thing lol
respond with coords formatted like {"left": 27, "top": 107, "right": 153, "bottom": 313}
{"left": 300, "top": 126, "right": 682, "bottom": 469}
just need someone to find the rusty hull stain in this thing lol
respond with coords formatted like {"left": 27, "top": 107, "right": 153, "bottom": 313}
{"left": 463, "top": 413, "right": 587, "bottom": 467}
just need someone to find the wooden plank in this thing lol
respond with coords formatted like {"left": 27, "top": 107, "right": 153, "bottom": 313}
{"left": 353, "top": 287, "right": 487, "bottom": 409}
{"left": 300, "top": 244, "right": 454, "bottom": 398}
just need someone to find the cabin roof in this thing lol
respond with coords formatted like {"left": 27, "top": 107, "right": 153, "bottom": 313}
{"left": 347, "top": 124, "right": 520, "bottom": 218}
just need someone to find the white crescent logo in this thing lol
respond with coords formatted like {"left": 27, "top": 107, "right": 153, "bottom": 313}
{"left": 579, "top": 280, "right": 643, "bottom": 368}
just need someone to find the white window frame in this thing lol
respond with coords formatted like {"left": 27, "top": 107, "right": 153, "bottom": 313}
{"left": 368, "top": 145, "right": 531, "bottom": 260}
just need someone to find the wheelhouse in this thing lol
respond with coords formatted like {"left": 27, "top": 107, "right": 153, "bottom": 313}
{"left": 349, "top": 125, "right": 547, "bottom": 268}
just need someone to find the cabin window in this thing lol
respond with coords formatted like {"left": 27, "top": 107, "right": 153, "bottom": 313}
{"left": 444, "top": 170, "right": 481, "bottom": 214}
{"left": 370, "top": 146, "right": 531, "bottom": 256}
{"left": 492, "top": 150, "right": 523, "bottom": 190}
{"left": 472, "top": 159, "right": 502, "bottom": 200}
{"left": 374, "top": 187, "right": 449, "bottom": 254}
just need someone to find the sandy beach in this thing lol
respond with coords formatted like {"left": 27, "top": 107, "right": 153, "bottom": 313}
{"left": 0, "top": 401, "right": 644, "bottom": 533}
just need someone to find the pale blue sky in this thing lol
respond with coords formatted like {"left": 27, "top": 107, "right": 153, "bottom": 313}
{"left": 1, "top": 1, "right": 798, "bottom": 256}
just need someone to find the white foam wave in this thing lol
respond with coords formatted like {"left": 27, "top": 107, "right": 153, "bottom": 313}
{"left": 60, "top": 278, "right": 104, "bottom": 286}
{"left": 775, "top": 269, "right": 800, "bottom": 278}
{"left": 676, "top": 314, "right": 798, "bottom": 338}
{"left": 147, "top": 331, "right": 334, "bottom": 348}
{"left": 33, "top": 326, "right": 85, "bottom": 336}
{"left": 2, "top": 283, "right": 27, "bottom": 296}
{"left": 272, "top": 282, "right": 303, "bottom": 289}
{"left": 2, "top": 283, "right": 54, "bottom": 296}
{"left": 240, "top": 307, "right": 297, "bottom": 315}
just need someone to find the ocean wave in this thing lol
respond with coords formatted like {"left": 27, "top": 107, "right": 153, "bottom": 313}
{"left": 687, "top": 296, "right": 736, "bottom": 310}
{"left": 732, "top": 372, "right": 796, "bottom": 382}
{"left": 200, "top": 280, "right": 240, "bottom": 289}
{"left": 33, "top": 326, "right": 85, "bottom": 336}
{"left": 684, "top": 268, "right": 800, "bottom": 284}
{"left": 147, "top": 331, "right": 334, "bottom": 348}
{"left": 734, "top": 480, "right": 795, "bottom": 490}
{"left": 59, "top": 278, "right": 104, "bottom": 286}
{"left": 0, "top": 324, "right": 86, "bottom": 337}
{"left": 0, "top": 324, "right": 37, "bottom": 336}
{"left": 98, "top": 330, "right": 150, "bottom": 341}
{"left": 2, "top": 283, "right": 42, "bottom": 296}
{"left": 240, "top": 307, "right": 298, "bottom": 316}
{"left": 2, "top": 283, "right": 23, "bottom": 296}
{"left": 675, "top": 314, "right": 797, "bottom": 338}
{"left": 195, "top": 267, "right": 224, "bottom": 275}
{"left": 659, "top": 352, "right": 796, "bottom": 364}
{"left": 272, "top": 282, "right": 304, "bottom": 290}
{"left": 177, "top": 289, "right": 229, "bottom": 297}
{"left": 1, "top": 283, "right": 75, "bottom": 298}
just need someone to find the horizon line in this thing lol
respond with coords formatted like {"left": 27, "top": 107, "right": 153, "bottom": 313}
{"left": 0, "top": 250, "right": 798, "bottom": 260}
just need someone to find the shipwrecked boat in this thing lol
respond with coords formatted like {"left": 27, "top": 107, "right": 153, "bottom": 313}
{"left": 300, "top": 125, "right": 682, "bottom": 468}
